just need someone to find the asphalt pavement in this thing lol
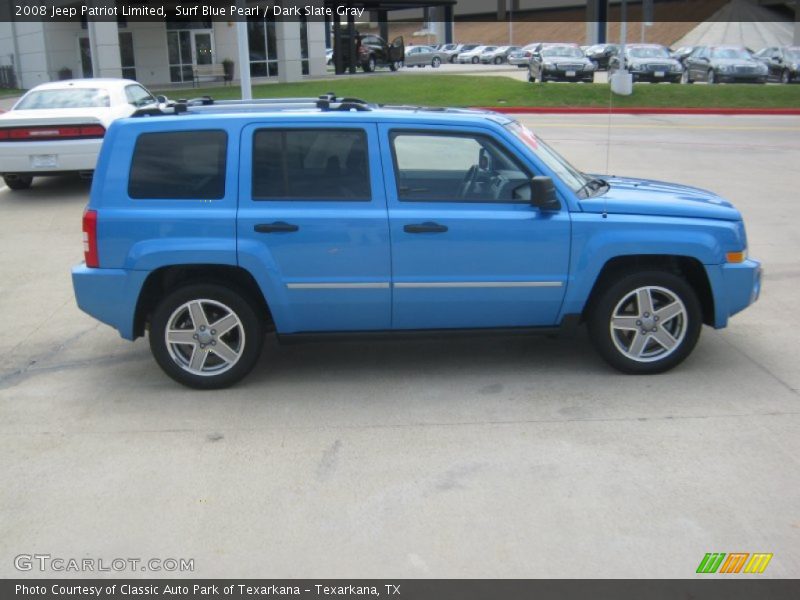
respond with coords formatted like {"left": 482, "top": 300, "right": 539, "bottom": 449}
{"left": 0, "top": 113, "right": 798, "bottom": 578}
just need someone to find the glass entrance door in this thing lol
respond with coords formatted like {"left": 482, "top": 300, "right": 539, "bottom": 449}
{"left": 193, "top": 32, "right": 213, "bottom": 65}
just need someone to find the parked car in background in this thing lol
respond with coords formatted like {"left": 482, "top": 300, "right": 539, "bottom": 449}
{"left": 444, "top": 43, "right": 479, "bottom": 63}
{"left": 682, "top": 46, "right": 768, "bottom": 84}
{"left": 754, "top": 46, "right": 800, "bottom": 83}
{"left": 481, "top": 45, "right": 521, "bottom": 64}
{"left": 403, "top": 45, "right": 449, "bottom": 68}
{"left": 609, "top": 44, "right": 683, "bottom": 83}
{"left": 529, "top": 44, "right": 596, "bottom": 83}
{"left": 584, "top": 43, "right": 620, "bottom": 70}
{"left": 333, "top": 32, "right": 405, "bottom": 72}
{"left": 0, "top": 78, "right": 166, "bottom": 190}
{"left": 671, "top": 45, "right": 700, "bottom": 66}
{"left": 458, "top": 45, "right": 495, "bottom": 64}
{"left": 508, "top": 43, "right": 542, "bottom": 67}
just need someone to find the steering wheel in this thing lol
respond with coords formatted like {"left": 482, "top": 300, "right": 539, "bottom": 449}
{"left": 458, "top": 165, "right": 480, "bottom": 199}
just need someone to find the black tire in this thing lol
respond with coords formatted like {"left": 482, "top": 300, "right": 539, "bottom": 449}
{"left": 471, "top": 56, "right": 479, "bottom": 64}
{"left": 3, "top": 175, "right": 33, "bottom": 190}
{"left": 149, "top": 283, "right": 265, "bottom": 389}
{"left": 494, "top": 56, "right": 503, "bottom": 65}
{"left": 588, "top": 270, "right": 702, "bottom": 375}
{"left": 363, "top": 56, "right": 376, "bottom": 72}
{"left": 431, "top": 56, "right": 441, "bottom": 68}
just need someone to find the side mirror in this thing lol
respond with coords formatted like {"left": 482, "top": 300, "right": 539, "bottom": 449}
{"left": 530, "top": 176, "right": 560, "bottom": 211}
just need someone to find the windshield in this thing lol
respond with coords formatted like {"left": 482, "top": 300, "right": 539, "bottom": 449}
{"left": 506, "top": 121, "right": 588, "bottom": 194}
{"left": 542, "top": 46, "right": 583, "bottom": 58}
{"left": 711, "top": 48, "right": 751, "bottom": 60}
{"left": 15, "top": 88, "right": 111, "bottom": 110}
{"left": 627, "top": 46, "right": 669, "bottom": 59}
{"left": 461, "top": 44, "right": 478, "bottom": 51}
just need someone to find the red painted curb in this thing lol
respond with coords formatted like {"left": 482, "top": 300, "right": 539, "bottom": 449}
{"left": 475, "top": 106, "right": 800, "bottom": 115}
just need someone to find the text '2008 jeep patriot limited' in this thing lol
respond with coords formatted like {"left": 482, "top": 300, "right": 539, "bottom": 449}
{"left": 71, "top": 95, "right": 762, "bottom": 389}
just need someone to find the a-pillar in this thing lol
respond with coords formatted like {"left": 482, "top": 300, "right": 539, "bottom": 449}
{"left": 275, "top": 19, "right": 303, "bottom": 83}
{"left": 87, "top": 19, "right": 121, "bottom": 78}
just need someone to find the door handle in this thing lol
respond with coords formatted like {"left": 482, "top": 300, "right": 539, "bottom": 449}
{"left": 404, "top": 222, "right": 448, "bottom": 234}
{"left": 254, "top": 221, "right": 299, "bottom": 233}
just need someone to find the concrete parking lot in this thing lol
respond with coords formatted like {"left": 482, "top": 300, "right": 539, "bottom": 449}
{"left": 1, "top": 113, "right": 798, "bottom": 579}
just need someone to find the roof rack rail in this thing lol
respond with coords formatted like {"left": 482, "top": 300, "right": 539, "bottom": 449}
{"left": 131, "top": 92, "right": 373, "bottom": 117}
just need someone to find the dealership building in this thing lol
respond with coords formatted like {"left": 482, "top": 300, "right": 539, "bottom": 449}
{"left": 1, "top": 1, "right": 798, "bottom": 90}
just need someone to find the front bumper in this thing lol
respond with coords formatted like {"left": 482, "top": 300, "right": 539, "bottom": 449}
{"left": 72, "top": 264, "right": 149, "bottom": 340}
{"left": 715, "top": 72, "right": 767, "bottom": 83}
{"left": 541, "top": 68, "right": 595, "bottom": 82}
{"left": 0, "top": 139, "right": 101, "bottom": 174}
{"left": 631, "top": 71, "right": 682, "bottom": 83}
{"left": 706, "top": 259, "right": 762, "bottom": 328}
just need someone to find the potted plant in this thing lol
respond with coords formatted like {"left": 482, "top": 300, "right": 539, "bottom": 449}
{"left": 222, "top": 58, "right": 234, "bottom": 82}
{"left": 57, "top": 67, "right": 73, "bottom": 80}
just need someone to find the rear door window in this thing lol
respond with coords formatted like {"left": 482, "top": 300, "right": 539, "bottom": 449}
{"left": 128, "top": 130, "right": 227, "bottom": 199}
{"left": 252, "top": 129, "right": 371, "bottom": 201}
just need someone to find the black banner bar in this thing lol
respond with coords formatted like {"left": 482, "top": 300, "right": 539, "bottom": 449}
{"left": 4, "top": 580, "right": 800, "bottom": 600}
{"left": 1, "top": 0, "right": 796, "bottom": 23}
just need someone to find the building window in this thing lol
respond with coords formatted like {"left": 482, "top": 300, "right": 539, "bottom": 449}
{"left": 119, "top": 32, "right": 136, "bottom": 80}
{"left": 247, "top": 16, "right": 278, "bottom": 77}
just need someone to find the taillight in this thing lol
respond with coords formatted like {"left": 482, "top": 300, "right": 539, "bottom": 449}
{"left": 82, "top": 209, "right": 99, "bottom": 268}
{"left": 0, "top": 124, "right": 105, "bottom": 141}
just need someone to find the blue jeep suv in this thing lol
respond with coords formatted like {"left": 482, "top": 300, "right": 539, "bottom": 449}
{"left": 71, "top": 95, "right": 761, "bottom": 388}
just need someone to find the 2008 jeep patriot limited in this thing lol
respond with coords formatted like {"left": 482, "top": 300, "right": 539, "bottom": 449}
{"left": 71, "top": 95, "right": 761, "bottom": 389}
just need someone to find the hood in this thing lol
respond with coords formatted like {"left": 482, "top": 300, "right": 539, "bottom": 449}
{"left": 711, "top": 58, "right": 760, "bottom": 67}
{"left": 579, "top": 176, "right": 741, "bottom": 221}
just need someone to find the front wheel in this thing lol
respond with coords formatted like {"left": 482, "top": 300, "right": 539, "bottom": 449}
{"left": 494, "top": 56, "right": 503, "bottom": 65}
{"left": 588, "top": 271, "right": 702, "bottom": 374}
{"left": 471, "top": 56, "right": 479, "bottom": 64}
{"left": 3, "top": 174, "right": 33, "bottom": 190}
{"left": 431, "top": 56, "right": 441, "bottom": 68}
{"left": 149, "top": 283, "right": 265, "bottom": 389}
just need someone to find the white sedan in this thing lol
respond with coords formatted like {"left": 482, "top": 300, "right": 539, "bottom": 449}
{"left": 0, "top": 78, "right": 166, "bottom": 190}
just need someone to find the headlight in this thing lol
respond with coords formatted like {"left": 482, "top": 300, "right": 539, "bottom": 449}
{"left": 718, "top": 64, "right": 732, "bottom": 73}
{"left": 543, "top": 62, "right": 555, "bottom": 70}
{"left": 671, "top": 63, "right": 683, "bottom": 72}
{"left": 757, "top": 63, "right": 768, "bottom": 74}
{"left": 586, "top": 62, "right": 596, "bottom": 70}
{"left": 629, "top": 62, "right": 643, "bottom": 70}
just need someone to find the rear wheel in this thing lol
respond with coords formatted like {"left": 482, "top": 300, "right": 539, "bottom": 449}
{"left": 588, "top": 271, "right": 702, "bottom": 374}
{"left": 3, "top": 174, "right": 33, "bottom": 190}
{"left": 431, "top": 56, "right": 441, "bottom": 68}
{"left": 149, "top": 283, "right": 265, "bottom": 389}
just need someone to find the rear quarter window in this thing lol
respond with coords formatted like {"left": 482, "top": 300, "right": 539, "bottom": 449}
{"left": 128, "top": 130, "right": 227, "bottom": 199}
